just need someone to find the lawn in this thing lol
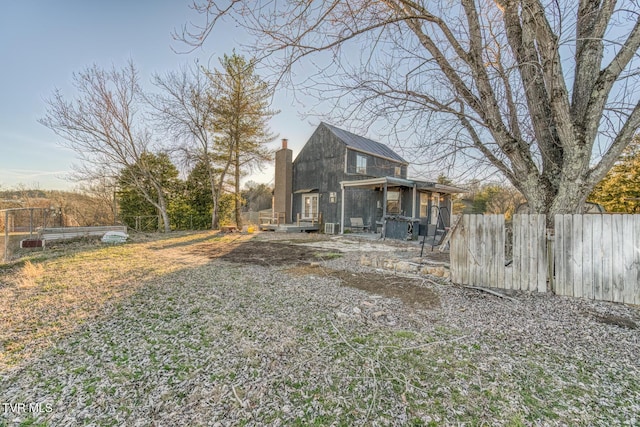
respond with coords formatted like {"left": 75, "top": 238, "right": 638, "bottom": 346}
{"left": 1, "top": 231, "right": 638, "bottom": 426}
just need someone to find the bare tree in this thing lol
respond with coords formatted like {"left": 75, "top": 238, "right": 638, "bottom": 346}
{"left": 39, "top": 62, "right": 173, "bottom": 232}
{"left": 148, "top": 64, "right": 228, "bottom": 229}
{"left": 75, "top": 176, "right": 120, "bottom": 225}
{"left": 178, "top": 0, "right": 640, "bottom": 222}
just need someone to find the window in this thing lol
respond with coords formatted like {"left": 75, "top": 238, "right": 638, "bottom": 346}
{"left": 420, "top": 193, "right": 429, "bottom": 217}
{"left": 356, "top": 154, "right": 367, "bottom": 174}
{"left": 431, "top": 193, "right": 440, "bottom": 224}
{"left": 394, "top": 166, "right": 402, "bottom": 177}
{"left": 329, "top": 192, "right": 337, "bottom": 203}
{"left": 387, "top": 190, "right": 400, "bottom": 214}
{"left": 302, "top": 194, "right": 318, "bottom": 219}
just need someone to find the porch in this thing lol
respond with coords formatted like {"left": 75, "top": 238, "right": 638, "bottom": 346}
{"left": 339, "top": 176, "right": 464, "bottom": 236}
{"left": 258, "top": 209, "right": 321, "bottom": 233}
{"left": 259, "top": 223, "right": 321, "bottom": 233}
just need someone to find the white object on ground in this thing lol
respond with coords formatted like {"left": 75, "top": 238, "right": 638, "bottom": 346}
{"left": 101, "top": 231, "right": 129, "bottom": 244}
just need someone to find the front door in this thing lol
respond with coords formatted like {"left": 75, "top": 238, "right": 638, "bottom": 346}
{"left": 301, "top": 194, "right": 318, "bottom": 220}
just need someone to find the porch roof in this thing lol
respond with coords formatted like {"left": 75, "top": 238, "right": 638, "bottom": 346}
{"left": 293, "top": 188, "right": 319, "bottom": 194}
{"left": 340, "top": 176, "right": 466, "bottom": 194}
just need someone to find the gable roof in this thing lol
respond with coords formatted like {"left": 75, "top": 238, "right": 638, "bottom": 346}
{"left": 322, "top": 122, "right": 408, "bottom": 164}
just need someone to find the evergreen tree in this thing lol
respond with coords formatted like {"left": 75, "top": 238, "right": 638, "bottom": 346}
{"left": 184, "top": 158, "right": 216, "bottom": 229}
{"left": 589, "top": 136, "right": 640, "bottom": 213}
{"left": 208, "top": 52, "right": 276, "bottom": 228}
{"left": 117, "top": 152, "right": 180, "bottom": 231}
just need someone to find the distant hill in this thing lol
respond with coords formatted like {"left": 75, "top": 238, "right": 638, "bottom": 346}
{"left": 0, "top": 189, "right": 114, "bottom": 226}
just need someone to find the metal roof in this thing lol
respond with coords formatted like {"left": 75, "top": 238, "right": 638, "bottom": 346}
{"left": 322, "top": 123, "right": 408, "bottom": 164}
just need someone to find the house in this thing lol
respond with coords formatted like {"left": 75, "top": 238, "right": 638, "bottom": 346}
{"left": 270, "top": 122, "right": 465, "bottom": 237}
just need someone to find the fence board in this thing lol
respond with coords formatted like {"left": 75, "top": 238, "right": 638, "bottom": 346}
{"left": 622, "top": 216, "right": 637, "bottom": 304}
{"left": 484, "top": 215, "right": 494, "bottom": 287}
{"left": 496, "top": 215, "right": 506, "bottom": 289}
{"left": 472, "top": 214, "right": 482, "bottom": 286}
{"left": 582, "top": 215, "right": 594, "bottom": 300}
{"left": 572, "top": 215, "right": 583, "bottom": 298}
{"left": 554, "top": 216, "right": 565, "bottom": 295}
{"left": 592, "top": 216, "right": 603, "bottom": 301}
{"left": 563, "top": 214, "right": 573, "bottom": 297}
{"left": 518, "top": 214, "right": 546, "bottom": 292}
{"left": 537, "top": 215, "right": 548, "bottom": 293}
{"left": 513, "top": 215, "right": 522, "bottom": 291}
{"left": 450, "top": 215, "right": 467, "bottom": 285}
{"left": 526, "top": 214, "right": 535, "bottom": 290}
{"left": 528, "top": 214, "right": 537, "bottom": 291}
{"left": 467, "top": 215, "right": 476, "bottom": 286}
{"left": 612, "top": 216, "right": 624, "bottom": 302}
{"left": 633, "top": 215, "right": 640, "bottom": 304}
{"left": 602, "top": 215, "right": 613, "bottom": 301}
{"left": 459, "top": 215, "right": 469, "bottom": 285}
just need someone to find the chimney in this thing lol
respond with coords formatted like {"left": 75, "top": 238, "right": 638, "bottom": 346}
{"left": 274, "top": 138, "right": 293, "bottom": 223}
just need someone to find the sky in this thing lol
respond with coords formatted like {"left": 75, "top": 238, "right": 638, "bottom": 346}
{"left": 0, "top": 1, "right": 324, "bottom": 191}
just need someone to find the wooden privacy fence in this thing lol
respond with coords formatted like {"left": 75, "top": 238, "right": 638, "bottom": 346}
{"left": 450, "top": 214, "right": 640, "bottom": 305}
{"left": 450, "top": 214, "right": 547, "bottom": 293}
{"left": 554, "top": 214, "right": 640, "bottom": 304}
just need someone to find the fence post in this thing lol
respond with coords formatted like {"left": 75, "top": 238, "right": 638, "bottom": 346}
{"left": 4, "top": 210, "right": 8, "bottom": 263}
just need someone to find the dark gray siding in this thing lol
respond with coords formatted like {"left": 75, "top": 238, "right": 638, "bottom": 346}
{"left": 343, "top": 188, "right": 382, "bottom": 230}
{"left": 292, "top": 123, "right": 409, "bottom": 226}
{"left": 292, "top": 124, "right": 346, "bottom": 224}
{"left": 345, "top": 149, "right": 407, "bottom": 178}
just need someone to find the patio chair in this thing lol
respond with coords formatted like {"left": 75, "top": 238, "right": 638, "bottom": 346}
{"left": 350, "top": 217, "right": 369, "bottom": 232}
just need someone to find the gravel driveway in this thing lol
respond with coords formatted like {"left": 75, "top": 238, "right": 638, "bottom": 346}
{"left": 1, "top": 231, "right": 638, "bottom": 426}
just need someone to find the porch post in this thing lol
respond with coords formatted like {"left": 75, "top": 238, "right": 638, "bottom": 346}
{"left": 412, "top": 184, "right": 417, "bottom": 218}
{"left": 383, "top": 182, "right": 388, "bottom": 217}
{"left": 340, "top": 183, "right": 345, "bottom": 234}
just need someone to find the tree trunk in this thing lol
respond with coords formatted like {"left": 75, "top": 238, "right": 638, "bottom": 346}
{"left": 234, "top": 145, "right": 243, "bottom": 229}
{"left": 211, "top": 191, "right": 220, "bottom": 230}
{"left": 156, "top": 189, "right": 171, "bottom": 233}
{"left": 517, "top": 169, "right": 590, "bottom": 226}
{"left": 208, "top": 162, "right": 218, "bottom": 229}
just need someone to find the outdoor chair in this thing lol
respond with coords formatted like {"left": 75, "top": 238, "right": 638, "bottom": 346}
{"left": 350, "top": 217, "right": 369, "bottom": 232}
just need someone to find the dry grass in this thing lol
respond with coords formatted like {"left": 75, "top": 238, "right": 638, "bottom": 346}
{"left": 0, "top": 231, "right": 639, "bottom": 426}
{"left": 0, "top": 231, "right": 247, "bottom": 370}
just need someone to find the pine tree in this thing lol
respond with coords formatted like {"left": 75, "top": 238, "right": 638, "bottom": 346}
{"left": 207, "top": 53, "right": 277, "bottom": 229}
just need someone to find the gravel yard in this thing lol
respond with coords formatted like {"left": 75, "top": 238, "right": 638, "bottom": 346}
{"left": 1, "top": 231, "right": 639, "bottom": 426}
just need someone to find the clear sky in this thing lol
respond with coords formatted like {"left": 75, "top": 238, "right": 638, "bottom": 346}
{"left": 0, "top": 1, "right": 323, "bottom": 191}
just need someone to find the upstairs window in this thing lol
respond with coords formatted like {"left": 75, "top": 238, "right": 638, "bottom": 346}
{"left": 394, "top": 166, "right": 402, "bottom": 177}
{"left": 356, "top": 154, "right": 367, "bottom": 174}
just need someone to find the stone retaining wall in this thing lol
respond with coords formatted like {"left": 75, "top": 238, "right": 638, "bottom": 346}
{"left": 360, "top": 254, "right": 450, "bottom": 278}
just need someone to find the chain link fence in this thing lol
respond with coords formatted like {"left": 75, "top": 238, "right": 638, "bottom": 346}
{"left": 120, "top": 215, "right": 162, "bottom": 232}
{"left": 1, "top": 209, "right": 266, "bottom": 262}
{"left": 0, "top": 208, "right": 63, "bottom": 263}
